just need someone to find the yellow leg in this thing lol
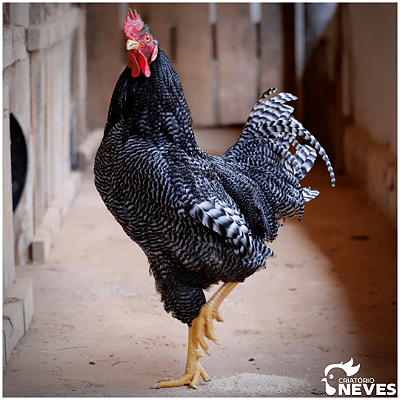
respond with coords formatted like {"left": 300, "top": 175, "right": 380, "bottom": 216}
{"left": 157, "top": 282, "right": 239, "bottom": 389}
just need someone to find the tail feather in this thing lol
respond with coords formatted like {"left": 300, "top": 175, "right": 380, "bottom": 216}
{"left": 242, "top": 90, "right": 336, "bottom": 187}
{"left": 219, "top": 89, "right": 335, "bottom": 237}
{"left": 302, "top": 187, "right": 320, "bottom": 202}
{"left": 293, "top": 145, "right": 318, "bottom": 180}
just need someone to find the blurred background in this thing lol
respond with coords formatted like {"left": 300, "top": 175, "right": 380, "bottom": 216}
{"left": 3, "top": 2, "right": 396, "bottom": 372}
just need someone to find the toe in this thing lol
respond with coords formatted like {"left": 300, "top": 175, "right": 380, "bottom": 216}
{"left": 156, "top": 362, "right": 210, "bottom": 389}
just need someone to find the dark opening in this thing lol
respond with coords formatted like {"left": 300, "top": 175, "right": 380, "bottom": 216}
{"left": 10, "top": 113, "right": 28, "bottom": 212}
{"left": 282, "top": 3, "right": 296, "bottom": 94}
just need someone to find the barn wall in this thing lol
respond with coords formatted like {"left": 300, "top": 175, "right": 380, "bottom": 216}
{"left": 86, "top": 3, "right": 126, "bottom": 131}
{"left": 3, "top": 3, "right": 87, "bottom": 367}
{"left": 86, "top": 3, "right": 284, "bottom": 130}
{"left": 344, "top": 3, "right": 396, "bottom": 223}
{"left": 300, "top": 3, "right": 396, "bottom": 224}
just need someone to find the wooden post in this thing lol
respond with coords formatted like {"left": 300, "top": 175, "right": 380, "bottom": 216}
{"left": 216, "top": 3, "right": 257, "bottom": 125}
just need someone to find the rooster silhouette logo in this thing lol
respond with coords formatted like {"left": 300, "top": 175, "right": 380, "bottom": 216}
{"left": 321, "top": 358, "right": 361, "bottom": 395}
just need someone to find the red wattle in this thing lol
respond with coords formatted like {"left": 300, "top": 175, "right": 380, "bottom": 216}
{"left": 127, "top": 48, "right": 157, "bottom": 78}
{"left": 137, "top": 50, "right": 151, "bottom": 78}
{"left": 127, "top": 53, "right": 140, "bottom": 78}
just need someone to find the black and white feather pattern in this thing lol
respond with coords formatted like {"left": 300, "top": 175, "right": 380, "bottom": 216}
{"left": 243, "top": 88, "right": 335, "bottom": 186}
{"left": 94, "top": 46, "right": 335, "bottom": 326}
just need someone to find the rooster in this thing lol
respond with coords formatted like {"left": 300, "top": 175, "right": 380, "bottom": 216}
{"left": 94, "top": 9, "right": 335, "bottom": 389}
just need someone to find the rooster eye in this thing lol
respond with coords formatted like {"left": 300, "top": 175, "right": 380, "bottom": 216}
{"left": 144, "top": 35, "right": 151, "bottom": 43}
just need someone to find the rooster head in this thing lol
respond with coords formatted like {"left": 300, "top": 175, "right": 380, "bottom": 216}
{"left": 123, "top": 9, "right": 158, "bottom": 78}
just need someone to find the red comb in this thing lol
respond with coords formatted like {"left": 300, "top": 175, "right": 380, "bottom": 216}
{"left": 123, "top": 9, "right": 144, "bottom": 39}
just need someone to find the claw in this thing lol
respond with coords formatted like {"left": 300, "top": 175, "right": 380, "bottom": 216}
{"left": 214, "top": 310, "right": 224, "bottom": 322}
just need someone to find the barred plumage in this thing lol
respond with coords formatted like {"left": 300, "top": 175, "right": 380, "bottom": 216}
{"left": 94, "top": 46, "right": 335, "bottom": 326}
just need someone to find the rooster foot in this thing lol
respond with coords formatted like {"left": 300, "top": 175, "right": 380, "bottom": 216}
{"left": 157, "top": 305, "right": 217, "bottom": 389}
{"left": 157, "top": 351, "right": 210, "bottom": 389}
{"left": 157, "top": 282, "right": 238, "bottom": 389}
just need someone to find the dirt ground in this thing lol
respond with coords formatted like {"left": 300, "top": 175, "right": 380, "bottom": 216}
{"left": 3, "top": 134, "right": 397, "bottom": 396}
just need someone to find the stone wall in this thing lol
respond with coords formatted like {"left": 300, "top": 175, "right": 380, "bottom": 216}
{"left": 3, "top": 3, "right": 87, "bottom": 367}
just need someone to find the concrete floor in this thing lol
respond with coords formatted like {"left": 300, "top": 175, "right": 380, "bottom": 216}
{"left": 3, "top": 135, "right": 397, "bottom": 396}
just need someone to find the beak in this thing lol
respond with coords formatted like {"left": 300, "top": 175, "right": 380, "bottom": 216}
{"left": 126, "top": 39, "right": 140, "bottom": 51}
